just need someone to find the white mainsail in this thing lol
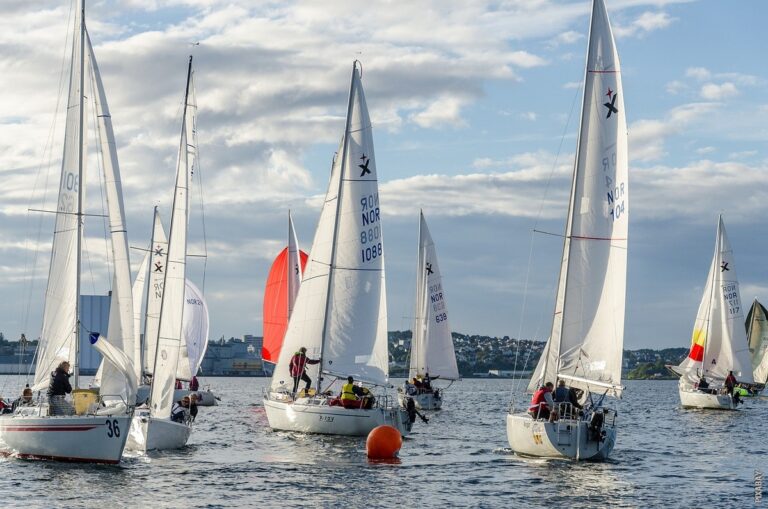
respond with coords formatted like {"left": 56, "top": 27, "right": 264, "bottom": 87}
{"left": 87, "top": 32, "right": 137, "bottom": 397}
{"left": 132, "top": 247, "right": 150, "bottom": 359}
{"left": 676, "top": 217, "right": 754, "bottom": 383}
{"left": 528, "top": 0, "right": 628, "bottom": 397}
{"left": 149, "top": 58, "right": 194, "bottom": 420}
{"left": 747, "top": 299, "right": 768, "bottom": 383}
{"left": 409, "top": 211, "right": 459, "bottom": 380}
{"left": 288, "top": 210, "right": 302, "bottom": 317}
{"left": 176, "top": 280, "right": 209, "bottom": 380}
{"left": 32, "top": 6, "right": 87, "bottom": 392}
{"left": 271, "top": 63, "right": 388, "bottom": 390}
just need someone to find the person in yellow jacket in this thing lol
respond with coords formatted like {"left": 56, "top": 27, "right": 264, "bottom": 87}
{"left": 340, "top": 376, "right": 363, "bottom": 409}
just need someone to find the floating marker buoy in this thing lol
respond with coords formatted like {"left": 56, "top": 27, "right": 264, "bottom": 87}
{"left": 366, "top": 425, "right": 402, "bottom": 460}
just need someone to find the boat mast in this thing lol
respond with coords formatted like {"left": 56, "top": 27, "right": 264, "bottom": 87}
{"left": 149, "top": 55, "right": 193, "bottom": 408}
{"left": 141, "top": 206, "right": 159, "bottom": 379}
{"left": 316, "top": 61, "right": 358, "bottom": 392}
{"left": 74, "top": 0, "right": 86, "bottom": 389}
{"left": 410, "top": 211, "right": 424, "bottom": 378}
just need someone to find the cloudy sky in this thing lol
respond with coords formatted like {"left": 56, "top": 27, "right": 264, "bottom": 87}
{"left": 0, "top": 0, "right": 766, "bottom": 352}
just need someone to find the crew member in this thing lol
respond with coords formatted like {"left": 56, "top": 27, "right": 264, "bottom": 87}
{"left": 528, "top": 382, "right": 556, "bottom": 421}
{"left": 290, "top": 347, "right": 320, "bottom": 395}
{"left": 340, "top": 376, "right": 362, "bottom": 409}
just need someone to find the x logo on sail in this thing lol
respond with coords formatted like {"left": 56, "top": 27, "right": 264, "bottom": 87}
{"left": 721, "top": 262, "right": 730, "bottom": 272}
{"left": 154, "top": 246, "right": 165, "bottom": 257}
{"left": 359, "top": 154, "right": 371, "bottom": 177}
{"left": 426, "top": 262, "right": 433, "bottom": 275}
{"left": 603, "top": 91, "right": 618, "bottom": 118}
{"left": 154, "top": 262, "right": 164, "bottom": 273}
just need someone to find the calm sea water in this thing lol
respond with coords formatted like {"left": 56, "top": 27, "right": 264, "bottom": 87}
{"left": 0, "top": 376, "right": 763, "bottom": 508}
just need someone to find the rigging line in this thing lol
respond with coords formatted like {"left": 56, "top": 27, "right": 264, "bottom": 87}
{"left": 82, "top": 234, "right": 97, "bottom": 296}
{"left": 190, "top": 73, "right": 209, "bottom": 294}
{"left": 21, "top": 0, "right": 76, "bottom": 339}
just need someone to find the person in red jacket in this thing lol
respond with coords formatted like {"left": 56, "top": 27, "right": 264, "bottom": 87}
{"left": 290, "top": 347, "right": 320, "bottom": 395}
{"left": 528, "top": 382, "right": 556, "bottom": 421}
{"left": 724, "top": 371, "right": 737, "bottom": 395}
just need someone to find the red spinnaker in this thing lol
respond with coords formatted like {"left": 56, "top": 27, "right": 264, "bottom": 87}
{"left": 262, "top": 248, "right": 308, "bottom": 365}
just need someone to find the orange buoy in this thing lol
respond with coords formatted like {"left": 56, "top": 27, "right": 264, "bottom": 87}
{"left": 366, "top": 425, "right": 402, "bottom": 459}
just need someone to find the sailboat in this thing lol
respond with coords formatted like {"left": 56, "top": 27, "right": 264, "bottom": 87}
{"left": 263, "top": 62, "right": 412, "bottom": 436}
{"left": 506, "top": 0, "right": 628, "bottom": 461}
{"left": 262, "top": 211, "right": 308, "bottom": 376}
{"left": 0, "top": 0, "right": 136, "bottom": 463}
{"left": 397, "top": 211, "right": 460, "bottom": 410}
{"left": 669, "top": 216, "right": 755, "bottom": 410}
{"left": 745, "top": 299, "right": 768, "bottom": 391}
{"left": 125, "top": 56, "right": 197, "bottom": 451}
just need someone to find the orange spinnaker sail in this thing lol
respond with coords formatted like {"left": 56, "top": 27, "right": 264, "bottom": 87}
{"left": 262, "top": 247, "right": 308, "bottom": 364}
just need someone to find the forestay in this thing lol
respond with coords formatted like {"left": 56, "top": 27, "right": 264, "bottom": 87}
{"left": 677, "top": 217, "right": 754, "bottom": 383}
{"left": 747, "top": 299, "right": 768, "bottom": 383}
{"left": 271, "top": 63, "right": 388, "bottom": 389}
{"left": 409, "top": 212, "right": 459, "bottom": 380}
{"left": 529, "top": 0, "right": 628, "bottom": 398}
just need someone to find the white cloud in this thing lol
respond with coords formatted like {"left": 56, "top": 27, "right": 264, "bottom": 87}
{"left": 629, "top": 103, "right": 717, "bottom": 161}
{"left": 700, "top": 82, "right": 739, "bottom": 100}
{"left": 410, "top": 96, "right": 469, "bottom": 129}
{"left": 686, "top": 67, "right": 711, "bottom": 81}
{"left": 614, "top": 11, "right": 675, "bottom": 38}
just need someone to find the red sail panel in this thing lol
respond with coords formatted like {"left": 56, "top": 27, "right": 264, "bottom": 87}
{"left": 262, "top": 248, "right": 308, "bottom": 364}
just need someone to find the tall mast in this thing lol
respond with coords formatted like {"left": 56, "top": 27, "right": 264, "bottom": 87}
{"left": 412, "top": 210, "right": 425, "bottom": 377}
{"left": 149, "top": 55, "right": 192, "bottom": 409}
{"left": 74, "top": 0, "right": 86, "bottom": 388}
{"left": 701, "top": 216, "right": 722, "bottom": 377}
{"left": 316, "top": 61, "right": 358, "bottom": 391}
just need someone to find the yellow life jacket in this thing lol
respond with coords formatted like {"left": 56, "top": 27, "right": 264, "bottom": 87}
{"left": 341, "top": 382, "right": 359, "bottom": 401}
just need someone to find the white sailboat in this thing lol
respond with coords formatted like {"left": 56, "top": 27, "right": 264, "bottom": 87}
{"left": 0, "top": 0, "right": 136, "bottom": 463}
{"left": 506, "top": 0, "right": 628, "bottom": 461}
{"left": 263, "top": 62, "right": 412, "bottom": 436}
{"left": 126, "top": 56, "right": 197, "bottom": 451}
{"left": 398, "top": 211, "right": 460, "bottom": 410}
{"left": 746, "top": 299, "right": 768, "bottom": 389}
{"left": 669, "top": 216, "right": 754, "bottom": 410}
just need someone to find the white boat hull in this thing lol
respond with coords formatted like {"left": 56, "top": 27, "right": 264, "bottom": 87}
{"left": 264, "top": 396, "right": 412, "bottom": 437}
{"left": 679, "top": 389, "right": 737, "bottom": 410}
{"left": 126, "top": 413, "right": 191, "bottom": 452}
{"left": 506, "top": 412, "right": 616, "bottom": 461}
{"left": 0, "top": 412, "right": 131, "bottom": 464}
{"left": 175, "top": 389, "right": 217, "bottom": 406}
{"left": 397, "top": 390, "right": 442, "bottom": 410}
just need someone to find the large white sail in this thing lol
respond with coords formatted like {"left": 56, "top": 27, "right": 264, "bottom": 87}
{"left": 747, "top": 299, "right": 768, "bottom": 383}
{"left": 143, "top": 209, "right": 168, "bottom": 376}
{"left": 678, "top": 217, "right": 753, "bottom": 383}
{"left": 288, "top": 210, "right": 302, "bottom": 317}
{"left": 537, "top": 0, "right": 628, "bottom": 398}
{"left": 149, "top": 58, "right": 194, "bottom": 420}
{"left": 87, "top": 32, "right": 137, "bottom": 397}
{"left": 176, "top": 280, "right": 209, "bottom": 380}
{"left": 33, "top": 7, "right": 89, "bottom": 391}
{"left": 271, "top": 63, "right": 388, "bottom": 389}
{"left": 132, "top": 248, "right": 150, "bottom": 359}
{"left": 409, "top": 211, "right": 459, "bottom": 380}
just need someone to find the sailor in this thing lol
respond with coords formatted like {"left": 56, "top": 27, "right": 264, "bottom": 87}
{"left": 697, "top": 376, "right": 710, "bottom": 392}
{"left": 340, "top": 376, "right": 362, "bottom": 409}
{"left": 190, "top": 375, "right": 200, "bottom": 392}
{"left": 724, "top": 371, "right": 737, "bottom": 395}
{"left": 47, "top": 361, "right": 74, "bottom": 415}
{"left": 553, "top": 380, "right": 569, "bottom": 402}
{"left": 290, "top": 347, "right": 320, "bottom": 395}
{"left": 12, "top": 385, "right": 34, "bottom": 411}
{"left": 528, "top": 382, "right": 556, "bottom": 421}
{"left": 171, "top": 396, "right": 191, "bottom": 423}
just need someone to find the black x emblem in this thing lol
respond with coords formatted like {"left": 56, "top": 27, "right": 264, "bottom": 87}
{"left": 603, "top": 92, "right": 618, "bottom": 118}
{"left": 426, "top": 262, "right": 433, "bottom": 275}
{"left": 721, "top": 262, "right": 729, "bottom": 272}
{"left": 154, "top": 262, "right": 164, "bottom": 273}
{"left": 154, "top": 246, "right": 165, "bottom": 257}
{"left": 358, "top": 154, "right": 371, "bottom": 177}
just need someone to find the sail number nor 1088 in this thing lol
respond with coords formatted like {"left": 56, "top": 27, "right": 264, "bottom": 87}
{"left": 360, "top": 193, "right": 382, "bottom": 263}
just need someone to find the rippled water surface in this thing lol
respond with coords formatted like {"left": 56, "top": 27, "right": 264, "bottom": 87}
{"left": 0, "top": 376, "right": 764, "bottom": 508}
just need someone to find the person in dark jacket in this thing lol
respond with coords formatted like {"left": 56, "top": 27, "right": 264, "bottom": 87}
{"left": 190, "top": 375, "right": 200, "bottom": 392}
{"left": 289, "top": 347, "right": 320, "bottom": 395}
{"left": 47, "top": 361, "right": 74, "bottom": 415}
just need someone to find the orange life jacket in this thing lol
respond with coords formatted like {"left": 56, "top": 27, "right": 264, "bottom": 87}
{"left": 529, "top": 388, "right": 550, "bottom": 412}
